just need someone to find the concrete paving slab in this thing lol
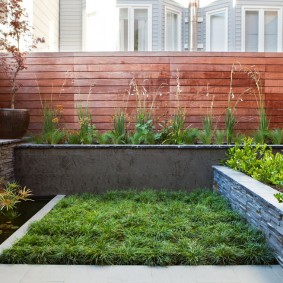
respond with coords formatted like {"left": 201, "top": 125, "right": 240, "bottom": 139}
{"left": 0, "top": 265, "right": 282, "bottom": 283}
{"left": 0, "top": 264, "right": 30, "bottom": 283}
{"left": 108, "top": 266, "right": 152, "bottom": 283}
{"left": 22, "top": 265, "right": 69, "bottom": 282}
{"left": 151, "top": 266, "right": 197, "bottom": 283}
{"left": 20, "top": 281, "right": 64, "bottom": 283}
{"left": 195, "top": 266, "right": 240, "bottom": 283}
{"left": 272, "top": 265, "right": 283, "bottom": 279}
{"left": 233, "top": 266, "right": 283, "bottom": 283}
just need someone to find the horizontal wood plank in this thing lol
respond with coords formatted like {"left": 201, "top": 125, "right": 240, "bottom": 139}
{"left": 1, "top": 52, "right": 282, "bottom": 132}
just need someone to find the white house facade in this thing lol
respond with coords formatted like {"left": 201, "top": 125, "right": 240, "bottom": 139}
{"left": 24, "top": 0, "right": 283, "bottom": 52}
{"left": 22, "top": 0, "right": 60, "bottom": 51}
{"left": 198, "top": 0, "right": 283, "bottom": 52}
{"left": 59, "top": 0, "right": 187, "bottom": 52}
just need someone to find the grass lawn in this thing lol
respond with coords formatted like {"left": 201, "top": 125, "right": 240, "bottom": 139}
{"left": 0, "top": 190, "right": 275, "bottom": 265}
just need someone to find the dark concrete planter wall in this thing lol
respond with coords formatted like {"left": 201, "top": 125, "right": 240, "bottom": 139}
{"left": 14, "top": 144, "right": 237, "bottom": 196}
{"left": 213, "top": 166, "right": 283, "bottom": 267}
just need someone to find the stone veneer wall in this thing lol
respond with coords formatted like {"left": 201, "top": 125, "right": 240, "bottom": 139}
{"left": 213, "top": 166, "right": 283, "bottom": 267}
{"left": 0, "top": 140, "right": 23, "bottom": 181}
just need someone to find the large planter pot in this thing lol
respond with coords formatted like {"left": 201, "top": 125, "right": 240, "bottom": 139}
{"left": 0, "top": 108, "right": 30, "bottom": 139}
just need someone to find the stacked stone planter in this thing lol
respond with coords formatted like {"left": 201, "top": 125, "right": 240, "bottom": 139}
{"left": 213, "top": 166, "right": 283, "bottom": 267}
{"left": 0, "top": 140, "right": 23, "bottom": 181}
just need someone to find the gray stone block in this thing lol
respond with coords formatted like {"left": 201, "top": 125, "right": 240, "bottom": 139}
{"left": 213, "top": 166, "right": 283, "bottom": 268}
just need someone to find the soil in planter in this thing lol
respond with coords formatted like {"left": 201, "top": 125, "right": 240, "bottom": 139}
{"left": 0, "top": 196, "right": 53, "bottom": 244}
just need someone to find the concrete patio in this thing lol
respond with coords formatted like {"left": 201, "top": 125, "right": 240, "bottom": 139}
{"left": 1, "top": 264, "right": 283, "bottom": 283}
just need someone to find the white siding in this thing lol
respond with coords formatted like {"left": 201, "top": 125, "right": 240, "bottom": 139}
{"left": 33, "top": 0, "right": 59, "bottom": 51}
{"left": 235, "top": 0, "right": 283, "bottom": 52}
{"left": 60, "top": 0, "right": 83, "bottom": 51}
{"left": 118, "top": 0, "right": 160, "bottom": 51}
{"left": 199, "top": 0, "right": 283, "bottom": 51}
{"left": 200, "top": 0, "right": 232, "bottom": 51}
{"left": 162, "top": 0, "right": 185, "bottom": 51}
{"left": 58, "top": 0, "right": 187, "bottom": 51}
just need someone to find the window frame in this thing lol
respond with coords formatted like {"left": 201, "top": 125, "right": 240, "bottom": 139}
{"left": 241, "top": 6, "right": 283, "bottom": 52}
{"left": 206, "top": 8, "right": 228, "bottom": 52}
{"left": 164, "top": 6, "right": 182, "bottom": 51}
{"left": 117, "top": 4, "right": 152, "bottom": 51}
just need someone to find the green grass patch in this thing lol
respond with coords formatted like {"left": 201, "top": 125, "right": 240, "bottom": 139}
{"left": 0, "top": 190, "right": 275, "bottom": 265}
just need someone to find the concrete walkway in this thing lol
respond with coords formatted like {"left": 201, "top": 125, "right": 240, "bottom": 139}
{"left": 1, "top": 264, "right": 282, "bottom": 283}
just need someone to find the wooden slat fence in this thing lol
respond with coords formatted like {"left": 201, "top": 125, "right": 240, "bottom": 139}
{"left": 1, "top": 52, "right": 283, "bottom": 132}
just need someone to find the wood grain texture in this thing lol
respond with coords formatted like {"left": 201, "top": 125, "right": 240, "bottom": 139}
{"left": 0, "top": 52, "right": 282, "bottom": 133}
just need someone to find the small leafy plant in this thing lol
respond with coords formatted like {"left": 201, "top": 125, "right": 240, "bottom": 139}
{"left": 160, "top": 110, "right": 189, "bottom": 144}
{"left": 100, "top": 111, "right": 128, "bottom": 144}
{"left": 129, "top": 120, "right": 159, "bottom": 144}
{"left": 225, "top": 137, "right": 283, "bottom": 202}
{"left": 67, "top": 107, "right": 97, "bottom": 144}
{"left": 0, "top": 178, "right": 32, "bottom": 216}
{"left": 33, "top": 104, "right": 65, "bottom": 144}
{"left": 274, "top": 193, "right": 283, "bottom": 203}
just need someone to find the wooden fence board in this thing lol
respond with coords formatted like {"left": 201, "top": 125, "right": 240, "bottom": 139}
{"left": 1, "top": 52, "right": 283, "bottom": 133}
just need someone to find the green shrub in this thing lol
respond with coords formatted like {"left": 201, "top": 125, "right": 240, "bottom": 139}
{"left": 128, "top": 120, "right": 159, "bottom": 145}
{"left": 225, "top": 137, "right": 283, "bottom": 202}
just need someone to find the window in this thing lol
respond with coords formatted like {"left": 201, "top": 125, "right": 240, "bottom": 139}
{"left": 165, "top": 8, "right": 181, "bottom": 51}
{"left": 242, "top": 7, "right": 282, "bottom": 52}
{"left": 118, "top": 5, "right": 152, "bottom": 51}
{"left": 206, "top": 8, "right": 228, "bottom": 51}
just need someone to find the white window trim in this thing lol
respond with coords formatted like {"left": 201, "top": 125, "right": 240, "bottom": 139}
{"left": 117, "top": 4, "right": 152, "bottom": 51}
{"left": 241, "top": 6, "right": 283, "bottom": 52}
{"left": 164, "top": 6, "right": 182, "bottom": 51}
{"left": 206, "top": 8, "right": 228, "bottom": 52}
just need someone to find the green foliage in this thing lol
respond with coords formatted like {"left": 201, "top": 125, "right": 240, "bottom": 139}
{"left": 274, "top": 193, "right": 283, "bottom": 203}
{"left": 214, "top": 130, "right": 226, "bottom": 145}
{"left": 158, "top": 111, "right": 199, "bottom": 145}
{"left": 0, "top": 178, "right": 32, "bottom": 213}
{"left": 33, "top": 130, "right": 65, "bottom": 145}
{"left": 225, "top": 138, "right": 264, "bottom": 176}
{"left": 99, "top": 111, "right": 128, "bottom": 144}
{"left": 0, "top": 190, "right": 274, "bottom": 265}
{"left": 33, "top": 104, "right": 66, "bottom": 144}
{"left": 268, "top": 129, "right": 283, "bottom": 145}
{"left": 233, "top": 133, "right": 246, "bottom": 144}
{"left": 183, "top": 128, "right": 199, "bottom": 144}
{"left": 160, "top": 110, "right": 190, "bottom": 144}
{"left": 197, "top": 115, "right": 213, "bottom": 145}
{"left": 225, "top": 108, "right": 236, "bottom": 144}
{"left": 254, "top": 129, "right": 267, "bottom": 144}
{"left": 225, "top": 137, "right": 283, "bottom": 202}
{"left": 67, "top": 107, "right": 97, "bottom": 144}
{"left": 257, "top": 107, "right": 269, "bottom": 143}
{"left": 129, "top": 120, "right": 159, "bottom": 145}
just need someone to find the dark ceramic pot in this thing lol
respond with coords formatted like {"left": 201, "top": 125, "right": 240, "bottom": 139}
{"left": 0, "top": 108, "right": 30, "bottom": 139}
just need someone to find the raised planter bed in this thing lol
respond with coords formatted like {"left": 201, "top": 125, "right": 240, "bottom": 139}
{"left": 14, "top": 144, "right": 283, "bottom": 196}
{"left": 14, "top": 144, "right": 235, "bottom": 195}
{"left": 213, "top": 166, "right": 283, "bottom": 267}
